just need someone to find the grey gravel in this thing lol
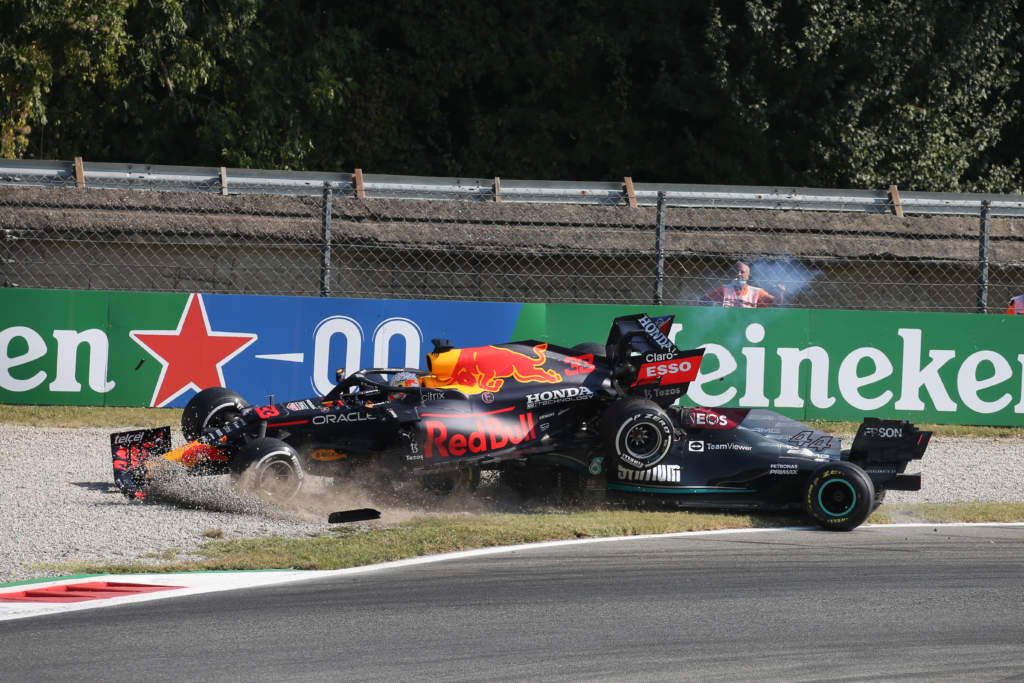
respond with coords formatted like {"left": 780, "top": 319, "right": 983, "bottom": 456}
{"left": 0, "top": 425, "right": 335, "bottom": 583}
{"left": 0, "top": 424, "right": 1020, "bottom": 583}
{"left": 885, "top": 435, "right": 1024, "bottom": 503}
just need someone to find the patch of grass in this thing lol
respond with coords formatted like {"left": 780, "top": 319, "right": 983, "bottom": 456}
{"left": 45, "top": 504, "right": 1024, "bottom": 577}
{"left": 880, "top": 502, "right": 1024, "bottom": 524}
{"left": 51, "top": 510, "right": 796, "bottom": 574}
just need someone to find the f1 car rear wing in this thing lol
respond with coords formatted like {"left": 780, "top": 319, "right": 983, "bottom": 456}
{"left": 605, "top": 313, "right": 705, "bottom": 406}
{"left": 111, "top": 427, "right": 225, "bottom": 500}
{"left": 845, "top": 418, "right": 931, "bottom": 491}
{"left": 111, "top": 427, "right": 172, "bottom": 500}
{"left": 847, "top": 418, "right": 931, "bottom": 464}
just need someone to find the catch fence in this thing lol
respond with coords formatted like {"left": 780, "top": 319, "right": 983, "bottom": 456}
{"left": 1, "top": 159, "right": 1022, "bottom": 313}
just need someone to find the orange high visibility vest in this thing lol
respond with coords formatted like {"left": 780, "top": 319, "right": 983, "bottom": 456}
{"left": 717, "top": 284, "right": 770, "bottom": 308}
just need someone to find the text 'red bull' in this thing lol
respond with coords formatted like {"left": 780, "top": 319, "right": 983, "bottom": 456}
{"left": 425, "top": 413, "right": 537, "bottom": 458}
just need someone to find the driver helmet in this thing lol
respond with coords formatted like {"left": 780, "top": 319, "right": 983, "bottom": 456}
{"left": 388, "top": 371, "right": 420, "bottom": 400}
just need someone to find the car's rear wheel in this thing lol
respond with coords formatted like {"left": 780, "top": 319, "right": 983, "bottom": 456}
{"left": 500, "top": 464, "right": 586, "bottom": 504}
{"left": 182, "top": 387, "right": 250, "bottom": 440}
{"left": 601, "top": 398, "right": 674, "bottom": 470}
{"left": 500, "top": 464, "right": 543, "bottom": 497}
{"left": 231, "top": 438, "right": 304, "bottom": 503}
{"left": 417, "top": 466, "right": 481, "bottom": 495}
{"left": 804, "top": 461, "right": 875, "bottom": 531}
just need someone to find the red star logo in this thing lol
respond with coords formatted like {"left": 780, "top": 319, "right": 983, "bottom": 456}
{"left": 130, "top": 293, "right": 257, "bottom": 407}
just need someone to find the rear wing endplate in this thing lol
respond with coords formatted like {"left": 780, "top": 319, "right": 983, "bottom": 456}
{"left": 111, "top": 427, "right": 171, "bottom": 500}
{"left": 605, "top": 313, "right": 705, "bottom": 405}
{"left": 848, "top": 418, "right": 931, "bottom": 465}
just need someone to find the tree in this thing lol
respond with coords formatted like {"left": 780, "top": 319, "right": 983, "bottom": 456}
{"left": 3, "top": 0, "right": 1024, "bottom": 193}
{"left": 1, "top": 0, "right": 132, "bottom": 158}
{"left": 699, "top": 0, "right": 1023, "bottom": 191}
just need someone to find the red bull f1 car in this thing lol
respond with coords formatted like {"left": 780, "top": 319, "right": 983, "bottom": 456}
{"left": 111, "top": 313, "right": 929, "bottom": 530}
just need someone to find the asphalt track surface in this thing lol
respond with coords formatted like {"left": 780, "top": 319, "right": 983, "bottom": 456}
{"left": 2, "top": 525, "right": 1022, "bottom": 682}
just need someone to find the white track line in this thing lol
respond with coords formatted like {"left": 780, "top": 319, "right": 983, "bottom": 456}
{"left": 2, "top": 522, "right": 1022, "bottom": 622}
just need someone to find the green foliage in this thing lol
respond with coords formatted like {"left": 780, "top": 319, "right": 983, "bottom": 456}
{"left": 1, "top": 0, "right": 132, "bottom": 157}
{"left": 699, "top": 0, "right": 1023, "bottom": 190}
{"left": 3, "top": 0, "right": 1024, "bottom": 192}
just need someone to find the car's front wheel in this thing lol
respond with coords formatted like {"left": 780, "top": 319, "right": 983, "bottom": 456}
{"left": 804, "top": 461, "right": 875, "bottom": 531}
{"left": 231, "top": 438, "right": 304, "bottom": 503}
{"left": 182, "top": 387, "right": 249, "bottom": 440}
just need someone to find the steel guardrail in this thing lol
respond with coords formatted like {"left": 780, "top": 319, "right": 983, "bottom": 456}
{"left": 3, "top": 158, "right": 1024, "bottom": 216}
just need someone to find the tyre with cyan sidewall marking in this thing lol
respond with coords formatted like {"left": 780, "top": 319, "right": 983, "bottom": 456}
{"left": 602, "top": 398, "right": 674, "bottom": 470}
{"left": 231, "top": 438, "right": 304, "bottom": 503}
{"left": 182, "top": 387, "right": 250, "bottom": 440}
{"left": 804, "top": 461, "right": 874, "bottom": 531}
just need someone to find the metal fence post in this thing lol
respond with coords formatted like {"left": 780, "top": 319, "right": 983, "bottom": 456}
{"left": 977, "top": 200, "right": 991, "bottom": 313}
{"left": 0, "top": 229, "right": 13, "bottom": 287}
{"left": 321, "top": 182, "right": 332, "bottom": 297}
{"left": 653, "top": 191, "right": 666, "bottom": 305}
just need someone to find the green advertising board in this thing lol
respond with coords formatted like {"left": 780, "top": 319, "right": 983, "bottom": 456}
{"left": 521, "top": 303, "right": 1024, "bottom": 426}
{"left": 0, "top": 289, "right": 190, "bottom": 406}
{"left": 2, "top": 288, "right": 1022, "bottom": 425}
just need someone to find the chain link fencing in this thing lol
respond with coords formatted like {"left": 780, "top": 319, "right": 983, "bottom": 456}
{"left": 1, "top": 171, "right": 1022, "bottom": 313}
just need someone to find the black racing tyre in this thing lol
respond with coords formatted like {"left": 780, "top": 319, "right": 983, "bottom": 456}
{"left": 870, "top": 488, "right": 887, "bottom": 513}
{"left": 553, "top": 467, "right": 587, "bottom": 505}
{"left": 804, "top": 461, "right": 875, "bottom": 531}
{"left": 601, "top": 398, "right": 674, "bottom": 470}
{"left": 418, "top": 466, "right": 481, "bottom": 495}
{"left": 182, "top": 387, "right": 250, "bottom": 440}
{"left": 231, "top": 438, "right": 304, "bottom": 503}
{"left": 500, "top": 465, "right": 584, "bottom": 504}
{"left": 500, "top": 465, "right": 545, "bottom": 497}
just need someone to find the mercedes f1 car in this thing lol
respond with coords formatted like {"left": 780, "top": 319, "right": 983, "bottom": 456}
{"left": 111, "top": 313, "right": 929, "bottom": 530}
